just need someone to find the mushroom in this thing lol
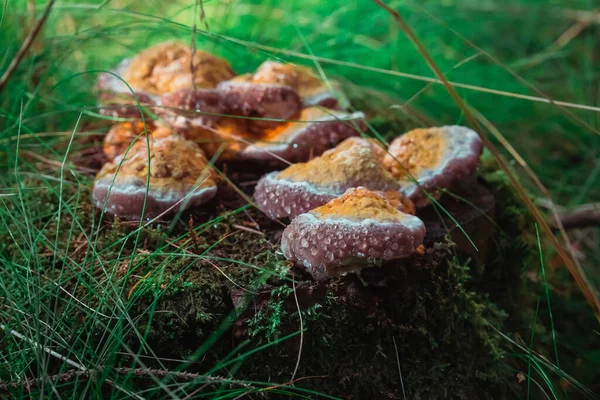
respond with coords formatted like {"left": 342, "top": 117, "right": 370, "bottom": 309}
{"left": 383, "top": 126, "right": 484, "bottom": 207}
{"left": 97, "top": 41, "right": 235, "bottom": 118}
{"left": 96, "top": 59, "right": 159, "bottom": 119}
{"left": 281, "top": 187, "right": 426, "bottom": 280}
{"left": 121, "top": 41, "right": 235, "bottom": 94}
{"left": 103, "top": 121, "right": 172, "bottom": 162}
{"left": 241, "top": 107, "right": 366, "bottom": 163}
{"left": 251, "top": 61, "right": 342, "bottom": 108}
{"left": 93, "top": 135, "right": 217, "bottom": 220}
{"left": 254, "top": 137, "right": 402, "bottom": 219}
{"left": 154, "top": 87, "right": 236, "bottom": 157}
{"left": 216, "top": 80, "right": 302, "bottom": 132}
{"left": 158, "top": 88, "right": 224, "bottom": 130}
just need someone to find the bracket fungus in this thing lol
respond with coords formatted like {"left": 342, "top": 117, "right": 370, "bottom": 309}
{"left": 93, "top": 135, "right": 217, "bottom": 220}
{"left": 383, "top": 125, "right": 484, "bottom": 207}
{"left": 254, "top": 137, "right": 400, "bottom": 219}
{"left": 158, "top": 88, "right": 224, "bottom": 131}
{"left": 103, "top": 121, "right": 172, "bottom": 162}
{"left": 281, "top": 187, "right": 426, "bottom": 280}
{"left": 117, "top": 41, "right": 235, "bottom": 95}
{"left": 96, "top": 42, "right": 235, "bottom": 118}
{"left": 240, "top": 107, "right": 366, "bottom": 162}
{"left": 217, "top": 80, "right": 302, "bottom": 132}
{"left": 246, "top": 61, "right": 341, "bottom": 108}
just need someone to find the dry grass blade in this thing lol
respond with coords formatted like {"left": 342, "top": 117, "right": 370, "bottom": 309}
{"left": 371, "top": 0, "right": 600, "bottom": 319}
{"left": 0, "top": 0, "right": 56, "bottom": 91}
{"left": 469, "top": 108, "right": 588, "bottom": 282}
{"left": 412, "top": 3, "right": 600, "bottom": 136}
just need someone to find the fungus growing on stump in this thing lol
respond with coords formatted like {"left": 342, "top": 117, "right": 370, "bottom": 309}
{"left": 384, "top": 125, "right": 484, "bottom": 207}
{"left": 93, "top": 135, "right": 217, "bottom": 220}
{"left": 120, "top": 41, "right": 235, "bottom": 94}
{"left": 103, "top": 121, "right": 172, "bottom": 161}
{"left": 240, "top": 107, "right": 366, "bottom": 163}
{"left": 217, "top": 80, "right": 302, "bottom": 132}
{"left": 158, "top": 88, "right": 224, "bottom": 131}
{"left": 281, "top": 187, "right": 426, "bottom": 280}
{"left": 155, "top": 88, "right": 236, "bottom": 158}
{"left": 96, "top": 41, "right": 235, "bottom": 118}
{"left": 250, "top": 61, "right": 341, "bottom": 108}
{"left": 254, "top": 137, "right": 401, "bottom": 219}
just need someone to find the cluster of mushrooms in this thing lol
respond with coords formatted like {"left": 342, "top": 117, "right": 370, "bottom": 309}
{"left": 93, "top": 41, "right": 484, "bottom": 280}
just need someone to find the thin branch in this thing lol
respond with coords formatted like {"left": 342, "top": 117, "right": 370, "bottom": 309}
{"left": 0, "top": 0, "right": 56, "bottom": 91}
{"left": 0, "top": 367, "right": 249, "bottom": 393}
{"left": 555, "top": 203, "right": 600, "bottom": 230}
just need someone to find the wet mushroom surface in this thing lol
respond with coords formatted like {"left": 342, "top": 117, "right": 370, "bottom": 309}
{"left": 240, "top": 107, "right": 366, "bottom": 163}
{"left": 241, "top": 60, "right": 342, "bottom": 108}
{"left": 383, "top": 125, "right": 484, "bottom": 207}
{"left": 280, "top": 187, "right": 426, "bottom": 280}
{"left": 91, "top": 43, "right": 489, "bottom": 284}
{"left": 96, "top": 41, "right": 235, "bottom": 118}
{"left": 254, "top": 137, "right": 400, "bottom": 219}
{"left": 103, "top": 120, "right": 173, "bottom": 162}
{"left": 93, "top": 135, "right": 218, "bottom": 220}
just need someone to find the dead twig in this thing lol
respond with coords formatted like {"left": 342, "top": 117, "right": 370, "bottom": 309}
{"left": 0, "top": 366, "right": 251, "bottom": 394}
{"left": 554, "top": 203, "right": 600, "bottom": 230}
{"left": 0, "top": 0, "right": 56, "bottom": 92}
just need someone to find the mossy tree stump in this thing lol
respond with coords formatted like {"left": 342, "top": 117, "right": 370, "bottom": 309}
{"left": 61, "top": 157, "right": 533, "bottom": 399}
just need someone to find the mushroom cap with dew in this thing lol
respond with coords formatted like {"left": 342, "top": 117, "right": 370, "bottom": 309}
{"left": 121, "top": 42, "right": 235, "bottom": 95}
{"left": 254, "top": 137, "right": 400, "bottom": 219}
{"left": 103, "top": 121, "right": 172, "bottom": 162}
{"left": 217, "top": 80, "right": 302, "bottom": 132}
{"left": 383, "top": 125, "right": 484, "bottom": 207}
{"left": 96, "top": 42, "right": 235, "bottom": 118}
{"left": 156, "top": 87, "right": 259, "bottom": 159}
{"left": 251, "top": 61, "right": 341, "bottom": 109}
{"left": 241, "top": 107, "right": 366, "bottom": 163}
{"left": 96, "top": 58, "right": 159, "bottom": 119}
{"left": 281, "top": 187, "right": 426, "bottom": 280}
{"left": 93, "top": 135, "right": 217, "bottom": 220}
{"left": 158, "top": 88, "right": 224, "bottom": 130}
{"left": 155, "top": 88, "right": 228, "bottom": 156}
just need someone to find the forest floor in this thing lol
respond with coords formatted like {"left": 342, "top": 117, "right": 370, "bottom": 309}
{"left": 1, "top": 0, "right": 599, "bottom": 399}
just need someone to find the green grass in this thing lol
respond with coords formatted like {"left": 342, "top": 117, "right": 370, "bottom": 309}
{"left": 1, "top": 0, "right": 599, "bottom": 398}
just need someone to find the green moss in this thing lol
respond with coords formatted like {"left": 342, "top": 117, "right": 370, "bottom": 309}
{"left": 237, "top": 245, "right": 510, "bottom": 399}
{"left": 0, "top": 157, "right": 559, "bottom": 399}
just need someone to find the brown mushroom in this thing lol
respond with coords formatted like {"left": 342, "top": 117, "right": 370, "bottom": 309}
{"left": 254, "top": 137, "right": 400, "bottom": 219}
{"left": 241, "top": 107, "right": 366, "bottom": 163}
{"left": 250, "top": 61, "right": 341, "bottom": 108}
{"left": 122, "top": 41, "right": 235, "bottom": 95}
{"left": 93, "top": 135, "right": 217, "bottom": 220}
{"left": 383, "top": 126, "right": 484, "bottom": 207}
{"left": 217, "top": 80, "right": 302, "bottom": 132}
{"left": 103, "top": 121, "right": 172, "bottom": 162}
{"left": 96, "top": 41, "right": 235, "bottom": 118}
{"left": 281, "top": 187, "right": 426, "bottom": 280}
